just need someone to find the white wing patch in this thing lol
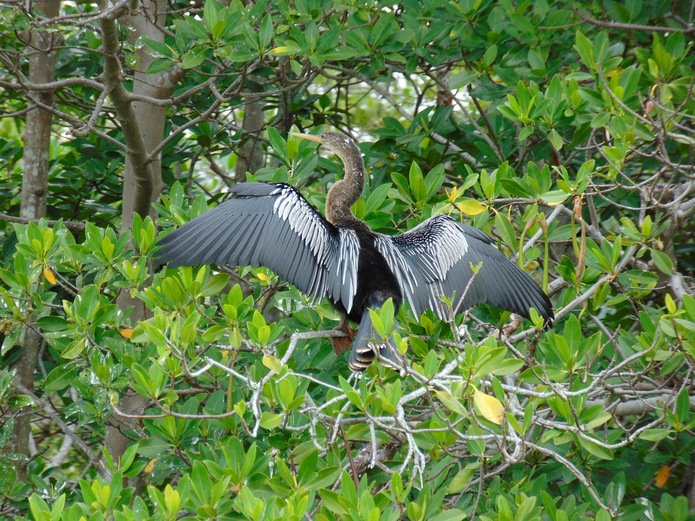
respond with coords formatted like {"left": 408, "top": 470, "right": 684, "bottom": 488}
{"left": 272, "top": 186, "right": 326, "bottom": 259}
{"left": 373, "top": 236, "right": 419, "bottom": 310}
{"left": 271, "top": 185, "right": 359, "bottom": 312}
{"left": 408, "top": 217, "right": 468, "bottom": 278}
{"left": 379, "top": 215, "right": 470, "bottom": 316}
{"left": 271, "top": 185, "right": 334, "bottom": 301}
{"left": 332, "top": 229, "right": 360, "bottom": 313}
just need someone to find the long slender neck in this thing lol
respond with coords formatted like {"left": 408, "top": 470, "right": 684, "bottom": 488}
{"left": 325, "top": 146, "right": 366, "bottom": 227}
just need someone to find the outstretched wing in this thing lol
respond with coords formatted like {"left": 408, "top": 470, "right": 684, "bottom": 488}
{"left": 156, "top": 183, "right": 360, "bottom": 313}
{"left": 374, "top": 215, "right": 553, "bottom": 322}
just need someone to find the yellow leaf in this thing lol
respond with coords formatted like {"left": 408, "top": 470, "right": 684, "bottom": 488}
{"left": 145, "top": 458, "right": 157, "bottom": 473}
{"left": 43, "top": 267, "right": 57, "bottom": 285}
{"left": 164, "top": 484, "right": 180, "bottom": 514}
{"left": 256, "top": 272, "right": 270, "bottom": 283}
{"left": 456, "top": 198, "right": 486, "bottom": 216}
{"left": 269, "top": 46, "right": 297, "bottom": 55}
{"left": 447, "top": 186, "right": 458, "bottom": 203}
{"left": 262, "top": 355, "right": 283, "bottom": 373}
{"left": 473, "top": 387, "right": 504, "bottom": 424}
{"left": 120, "top": 328, "right": 133, "bottom": 339}
{"left": 655, "top": 465, "right": 669, "bottom": 488}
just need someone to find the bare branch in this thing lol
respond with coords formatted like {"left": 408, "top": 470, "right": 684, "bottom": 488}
{"left": 575, "top": 8, "right": 695, "bottom": 36}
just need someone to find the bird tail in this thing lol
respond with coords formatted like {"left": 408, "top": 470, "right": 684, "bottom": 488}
{"left": 348, "top": 310, "right": 402, "bottom": 371}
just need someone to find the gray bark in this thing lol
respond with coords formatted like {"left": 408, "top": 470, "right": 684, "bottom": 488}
{"left": 236, "top": 98, "right": 266, "bottom": 181}
{"left": 120, "top": 0, "right": 178, "bottom": 228}
{"left": 102, "top": 0, "right": 182, "bottom": 461}
{"left": 14, "top": 0, "right": 61, "bottom": 481}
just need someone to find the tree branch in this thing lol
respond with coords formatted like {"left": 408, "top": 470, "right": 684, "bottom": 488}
{"left": 575, "top": 9, "right": 695, "bottom": 36}
{"left": 99, "top": 0, "right": 153, "bottom": 220}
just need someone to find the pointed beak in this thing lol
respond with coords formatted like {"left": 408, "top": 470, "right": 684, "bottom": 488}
{"left": 290, "top": 132, "right": 322, "bottom": 143}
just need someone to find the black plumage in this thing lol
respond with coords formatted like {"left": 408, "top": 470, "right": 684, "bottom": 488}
{"left": 156, "top": 132, "right": 553, "bottom": 370}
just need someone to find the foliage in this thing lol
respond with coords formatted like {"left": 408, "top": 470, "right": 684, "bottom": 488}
{"left": 1, "top": 0, "right": 694, "bottom": 519}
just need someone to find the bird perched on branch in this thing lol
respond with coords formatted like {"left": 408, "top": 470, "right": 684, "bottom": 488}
{"left": 156, "top": 131, "right": 553, "bottom": 370}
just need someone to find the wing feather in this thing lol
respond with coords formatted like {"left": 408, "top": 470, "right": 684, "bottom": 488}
{"left": 376, "top": 215, "right": 553, "bottom": 322}
{"left": 156, "top": 183, "right": 359, "bottom": 311}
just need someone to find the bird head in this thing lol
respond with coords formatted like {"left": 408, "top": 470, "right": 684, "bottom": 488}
{"left": 291, "top": 131, "right": 358, "bottom": 157}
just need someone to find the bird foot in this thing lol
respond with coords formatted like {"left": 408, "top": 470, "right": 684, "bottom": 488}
{"left": 331, "top": 317, "right": 355, "bottom": 355}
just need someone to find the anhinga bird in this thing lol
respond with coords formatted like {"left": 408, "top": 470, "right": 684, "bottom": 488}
{"left": 156, "top": 132, "right": 553, "bottom": 371}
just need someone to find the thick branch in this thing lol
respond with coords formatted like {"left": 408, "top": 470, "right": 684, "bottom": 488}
{"left": 98, "top": 1, "right": 153, "bottom": 221}
{"left": 14, "top": 0, "right": 61, "bottom": 481}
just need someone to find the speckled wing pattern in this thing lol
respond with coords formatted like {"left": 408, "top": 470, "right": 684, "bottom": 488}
{"left": 156, "top": 182, "right": 360, "bottom": 313}
{"left": 374, "top": 215, "right": 554, "bottom": 321}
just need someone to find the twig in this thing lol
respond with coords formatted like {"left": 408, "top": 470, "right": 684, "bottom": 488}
{"left": 13, "top": 381, "right": 108, "bottom": 477}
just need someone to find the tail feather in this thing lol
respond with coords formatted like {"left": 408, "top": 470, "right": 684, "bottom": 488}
{"left": 348, "top": 310, "right": 401, "bottom": 371}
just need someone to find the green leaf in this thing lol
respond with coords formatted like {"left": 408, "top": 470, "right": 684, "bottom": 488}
{"left": 519, "top": 125, "right": 535, "bottom": 141}
{"left": 431, "top": 510, "right": 468, "bottom": 521}
{"left": 421, "top": 166, "right": 445, "bottom": 200}
{"left": 364, "top": 183, "right": 392, "bottom": 215}
{"left": 575, "top": 31, "right": 594, "bottom": 71}
{"left": 540, "top": 190, "right": 569, "bottom": 205}
{"left": 43, "top": 365, "right": 78, "bottom": 392}
{"left": 140, "top": 37, "right": 176, "bottom": 59}
{"left": 391, "top": 172, "right": 412, "bottom": 201}
{"left": 577, "top": 435, "right": 614, "bottom": 460}
{"left": 676, "top": 388, "right": 690, "bottom": 422}
{"left": 548, "top": 129, "right": 563, "bottom": 150}
{"left": 339, "top": 376, "right": 363, "bottom": 409}
{"left": 60, "top": 338, "right": 86, "bottom": 360}
{"left": 36, "top": 316, "right": 68, "bottom": 332}
{"left": 605, "top": 472, "right": 626, "bottom": 510}
{"left": 203, "top": 0, "right": 222, "bottom": 35}
{"left": 277, "top": 378, "right": 296, "bottom": 409}
{"left": 259, "top": 412, "right": 283, "bottom": 429}
{"left": 269, "top": 127, "right": 289, "bottom": 164}
{"left": 173, "top": 17, "right": 209, "bottom": 41}
{"left": 494, "top": 212, "right": 517, "bottom": 250}
{"left": 391, "top": 471, "right": 404, "bottom": 500}
{"left": 489, "top": 358, "right": 524, "bottom": 376}
{"left": 435, "top": 390, "right": 467, "bottom": 416}
{"left": 259, "top": 14, "right": 273, "bottom": 50}
{"left": 639, "top": 429, "right": 673, "bottom": 442}
{"left": 650, "top": 249, "right": 673, "bottom": 274}
{"left": 591, "top": 111, "right": 611, "bottom": 128}
{"left": 74, "top": 285, "right": 100, "bottom": 323}
{"left": 446, "top": 465, "right": 477, "bottom": 494}
{"left": 10, "top": 394, "right": 35, "bottom": 408}
{"left": 200, "top": 273, "right": 230, "bottom": 296}
{"left": 319, "top": 489, "right": 349, "bottom": 515}
{"left": 408, "top": 162, "right": 427, "bottom": 203}
{"left": 28, "top": 494, "right": 51, "bottom": 520}
{"left": 181, "top": 46, "right": 208, "bottom": 69}
{"left": 450, "top": 70, "right": 477, "bottom": 90}
{"left": 528, "top": 49, "right": 546, "bottom": 71}
{"left": 242, "top": 23, "right": 260, "bottom": 52}
{"left": 482, "top": 44, "right": 497, "bottom": 66}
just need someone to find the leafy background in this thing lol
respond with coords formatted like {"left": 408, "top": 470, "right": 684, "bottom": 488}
{"left": 0, "top": 0, "right": 694, "bottom": 519}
